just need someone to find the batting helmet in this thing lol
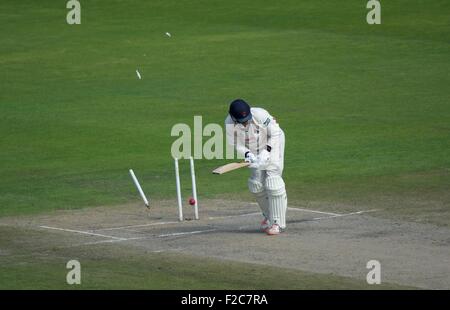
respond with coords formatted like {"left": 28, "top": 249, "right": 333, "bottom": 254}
{"left": 229, "top": 99, "right": 252, "bottom": 123}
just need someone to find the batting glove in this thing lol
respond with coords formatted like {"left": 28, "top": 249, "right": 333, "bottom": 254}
{"left": 245, "top": 151, "right": 257, "bottom": 163}
{"left": 249, "top": 149, "right": 271, "bottom": 169}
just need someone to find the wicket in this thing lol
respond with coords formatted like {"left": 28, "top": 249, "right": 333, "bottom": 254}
{"left": 129, "top": 169, "right": 150, "bottom": 208}
{"left": 174, "top": 157, "right": 199, "bottom": 221}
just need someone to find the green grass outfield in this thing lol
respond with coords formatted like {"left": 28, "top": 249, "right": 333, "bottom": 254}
{"left": 1, "top": 0, "right": 449, "bottom": 221}
{"left": 0, "top": 227, "right": 411, "bottom": 289}
{"left": 0, "top": 249, "right": 410, "bottom": 290}
{"left": 0, "top": 0, "right": 448, "bottom": 289}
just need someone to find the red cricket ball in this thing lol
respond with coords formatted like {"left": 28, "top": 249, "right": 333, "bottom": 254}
{"left": 189, "top": 197, "right": 196, "bottom": 206}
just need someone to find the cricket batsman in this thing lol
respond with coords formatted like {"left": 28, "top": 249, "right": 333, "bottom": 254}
{"left": 225, "top": 99, "right": 287, "bottom": 235}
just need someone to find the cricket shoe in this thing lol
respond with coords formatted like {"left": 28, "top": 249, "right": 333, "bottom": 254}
{"left": 260, "top": 218, "right": 270, "bottom": 231}
{"left": 265, "top": 224, "right": 283, "bottom": 236}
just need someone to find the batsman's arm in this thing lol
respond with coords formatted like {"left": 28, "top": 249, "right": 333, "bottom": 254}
{"left": 225, "top": 120, "right": 249, "bottom": 157}
{"left": 265, "top": 115, "right": 281, "bottom": 151}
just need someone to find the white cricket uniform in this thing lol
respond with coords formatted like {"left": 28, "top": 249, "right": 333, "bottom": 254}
{"left": 225, "top": 107, "right": 287, "bottom": 229}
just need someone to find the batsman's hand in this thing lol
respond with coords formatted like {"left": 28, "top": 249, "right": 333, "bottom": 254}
{"left": 249, "top": 149, "right": 271, "bottom": 169}
{"left": 245, "top": 151, "right": 257, "bottom": 163}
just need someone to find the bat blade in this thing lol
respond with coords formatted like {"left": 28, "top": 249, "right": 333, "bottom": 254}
{"left": 212, "top": 162, "right": 250, "bottom": 174}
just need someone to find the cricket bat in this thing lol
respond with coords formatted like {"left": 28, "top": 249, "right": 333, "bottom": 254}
{"left": 212, "top": 162, "right": 250, "bottom": 174}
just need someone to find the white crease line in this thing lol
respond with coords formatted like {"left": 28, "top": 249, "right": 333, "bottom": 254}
{"left": 312, "top": 209, "right": 379, "bottom": 221}
{"left": 80, "top": 236, "right": 148, "bottom": 245}
{"left": 95, "top": 221, "right": 179, "bottom": 231}
{"left": 81, "top": 239, "right": 130, "bottom": 245}
{"left": 208, "top": 212, "right": 261, "bottom": 220}
{"left": 158, "top": 229, "right": 217, "bottom": 238}
{"left": 39, "top": 225, "right": 125, "bottom": 240}
{"left": 152, "top": 248, "right": 185, "bottom": 253}
{"left": 288, "top": 207, "right": 341, "bottom": 216}
{"left": 251, "top": 202, "right": 342, "bottom": 216}
{"left": 84, "top": 229, "right": 218, "bottom": 243}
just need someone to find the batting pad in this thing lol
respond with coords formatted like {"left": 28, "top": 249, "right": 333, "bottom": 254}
{"left": 265, "top": 175, "right": 287, "bottom": 229}
{"left": 248, "top": 178, "right": 270, "bottom": 219}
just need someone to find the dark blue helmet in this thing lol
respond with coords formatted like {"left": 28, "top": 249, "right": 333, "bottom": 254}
{"left": 229, "top": 99, "right": 252, "bottom": 123}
